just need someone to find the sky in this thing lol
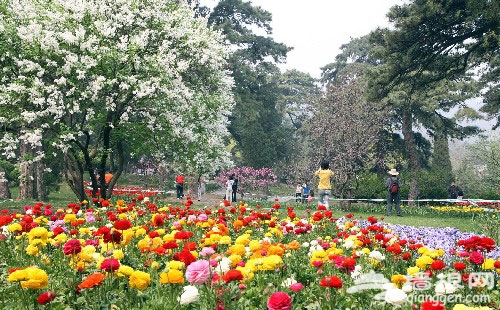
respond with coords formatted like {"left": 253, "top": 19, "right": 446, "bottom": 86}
{"left": 202, "top": 0, "right": 403, "bottom": 78}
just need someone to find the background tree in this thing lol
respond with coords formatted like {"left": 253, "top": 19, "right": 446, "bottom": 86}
{"left": 206, "top": 0, "right": 292, "bottom": 168}
{"left": 304, "top": 72, "right": 385, "bottom": 209}
{"left": 0, "top": 0, "right": 234, "bottom": 201}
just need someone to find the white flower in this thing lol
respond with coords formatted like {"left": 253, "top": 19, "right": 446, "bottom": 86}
{"left": 343, "top": 239, "right": 354, "bottom": 249}
{"left": 281, "top": 277, "right": 297, "bottom": 288}
{"left": 384, "top": 288, "right": 407, "bottom": 306}
{"left": 369, "top": 250, "right": 385, "bottom": 261}
{"left": 435, "top": 282, "right": 456, "bottom": 295}
{"left": 402, "top": 284, "right": 413, "bottom": 293}
{"left": 178, "top": 285, "right": 199, "bottom": 305}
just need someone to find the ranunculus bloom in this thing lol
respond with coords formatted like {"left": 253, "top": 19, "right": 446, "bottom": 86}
{"left": 453, "top": 262, "right": 466, "bottom": 271}
{"left": 468, "top": 251, "right": 484, "bottom": 265}
{"left": 78, "top": 273, "right": 106, "bottom": 289}
{"left": 7, "top": 267, "right": 49, "bottom": 289}
{"left": 100, "top": 258, "right": 120, "bottom": 272}
{"left": 267, "top": 291, "right": 291, "bottom": 310}
{"left": 384, "top": 288, "right": 407, "bottom": 306}
{"left": 320, "top": 275, "right": 342, "bottom": 288}
{"left": 178, "top": 285, "right": 200, "bottom": 305}
{"left": 129, "top": 270, "right": 151, "bottom": 290}
{"left": 185, "top": 260, "right": 210, "bottom": 284}
{"left": 37, "top": 291, "right": 56, "bottom": 305}
{"left": 63, "top": 239, "right": 82, "bottom": 255}
{"left": 114, "top": 219, "right": 132, "bottom": 230}
{"left": 159, "top": 270, "right": 184, "bottom": 284}
{"left": 290, "top": 282, "right": 304, "bottom": 292}
{"left": 222, "top": 270, "right": 244, "bottom": 283}
{"left": 430, "top": 260, "right": 445, "bottom": 270}
{"left": 420, "top": 300, "right": 445, "bottom": 310}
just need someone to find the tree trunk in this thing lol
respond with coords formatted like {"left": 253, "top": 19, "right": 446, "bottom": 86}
{"left": 0, "top": 167, "right": 11, "bottom": 199}
{"left": 35, "top": 155, "right": 48, "bottom": 201}
{"left": 64, "top": 152, "right": 87, "bottom": 201}
{"left": 401, "top": 105, "right": 420, "bottom": 204}
{"left": 18, "top": 140, "right": 34, "bottom": 199}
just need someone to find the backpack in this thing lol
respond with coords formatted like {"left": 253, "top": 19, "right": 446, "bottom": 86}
{"left": 390, "top": 178, "right": 399, "bottom": 193}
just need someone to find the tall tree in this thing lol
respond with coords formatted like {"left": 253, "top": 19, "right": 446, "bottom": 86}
{"left": 0, "top": 0, "right": 234, "bottom": 201}
{"left": 207, "top": 0, "right": 292, "bottom": 168}
{"left": 304, "top": 71, "right": 385, "bottom": 208}
{"left": 379, "top": 0, "right": 499, "bottom": 127}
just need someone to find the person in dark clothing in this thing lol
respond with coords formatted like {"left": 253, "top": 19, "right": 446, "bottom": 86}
{"left": 231, "top": 175, "right": 238, "bottom": 202}
{"left": 175, "top": 174, "right": 185, "bottom": 199}
{"left": 448, "top": 182, "right": 463, "bottom": 199}
{"left": 385, "top": 168, "right": 402, "bottom": 217}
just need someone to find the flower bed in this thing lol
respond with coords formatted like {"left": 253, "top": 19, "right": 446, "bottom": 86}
{"left": 1, "top": 198, "right": 499, "bottom": 309}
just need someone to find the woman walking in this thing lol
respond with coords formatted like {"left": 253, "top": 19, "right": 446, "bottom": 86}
{"left": 314, "top": 160, "right": 334, "bottom": 209}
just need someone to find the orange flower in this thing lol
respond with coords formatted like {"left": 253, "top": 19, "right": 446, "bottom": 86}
{"left": 78, "top": 273, "right": 106, "bottom": 290}
{"left": 267, "top": 245, "right": 285, "bottom": 256}
{"left": 286, "top": 241, "right": 301, "bottom": 250}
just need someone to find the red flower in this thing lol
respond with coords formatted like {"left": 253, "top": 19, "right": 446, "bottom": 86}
{"left": 114, "top": 219, "right": 132, "bottom": 230}
{"left": 174, "top": 231, "right": 194, "bottom": 240}
{"left": 430, "top": 260, "right": 445, "bottom": 271}
{"left": 453, "top": 262, "right": 467, "bottom": 271}
{"left": 420, "top": 300, "right": 445, "bottom": 310}
{"left": 37, "top": 291, "right": 56, "bottom": 305}
{"left": 100, "top": 258, "right": 120, "bottom": 272}
{"left": 267, "top": 291, "right": 291, "bottom": 310}
{"left": 173, "top": 249, "right": 196, "bottom": 266}
{"left": 222, "top": 270, "right": 244, "bottom": 283}
{"left": 163, "top": 241, "right": 179, "bottom": 249}
{"left": 345, "top": 213, "right": 354, "bottom": 218}
{"left": 468, "top": 251, "right": 484, "bottom": 265}
{"left": 494, "top": 261, "right": 500, "bottom": 268}
{"left": 78, "top": 273, "right": 106, "bottom": 290}
{"left": 401, "top": 252, "right": 412, "bottom": 260}
{"left": 63, "top": 239, "right": 82, "bottom": 255}
{"left": 320, "top": 275, "right": 342, "bottom": 288}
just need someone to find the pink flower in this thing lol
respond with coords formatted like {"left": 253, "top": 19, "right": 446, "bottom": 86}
{"left": 290, "top": 282, "right": 304, "bottom": 292}
{"left": 267, "top": 292, "right": 291, "bottom": 310}
{"left": 468, "top": 251, "right": 484, "bottom": 265}
{"left": 63, "top": 239, "right": 82, "bottom": 255}
{"left": 200, "top": 247, "right": 215, "bottom": 257}
{"left": 185, "top": 260, "right": 210, "bottom": 284}
{"left": 100, "top": 258, "right": 120, "bottom": 272}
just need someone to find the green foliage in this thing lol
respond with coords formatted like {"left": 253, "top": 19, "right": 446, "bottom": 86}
{"left": 417, "top": 170, "right": 450, "bottom": 199}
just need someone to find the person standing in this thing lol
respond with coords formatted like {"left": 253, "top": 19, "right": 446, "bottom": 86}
{"left": 314, "top": 161, "right": 334, "bottom": 208}
{"left": 385, "top": 169, "right": 402, "bottom": 216}
{"left": 231, "top": 174, "right": 238, "bottom": 202}
{"left": 448, "top": 181, "right": 463, "bottom": 200}
{"left": 302, "top": 182, "right": 311, "bottom": 203}
{"left": 295, "top": 184, "right": 302, "bottom": 202}
{"left": 197, "top": 175, "right": 206, "bottom": 201}
{"left": 225, "top": 175, "right": 234, "bottom": 203}
{"left": 175, "top": 174, "right": 185, "bottom": 199}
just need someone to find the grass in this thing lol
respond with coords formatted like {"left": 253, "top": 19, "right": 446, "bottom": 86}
{"left": 0, "top": 182, "right": 485, "bottom": 235}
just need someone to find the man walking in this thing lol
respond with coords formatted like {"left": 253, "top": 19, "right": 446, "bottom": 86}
{"left": 386, "top": 168, "right": 402, "bottom": 217}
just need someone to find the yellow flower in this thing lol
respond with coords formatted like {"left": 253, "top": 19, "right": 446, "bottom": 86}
{"left": 25, "top": 244, "right": 40, "bottom": 256}
{"left": 228, "top": 244, "right": 246, "bottom": 256}
{"left": 249, "top": 240, "right": 261, "bottom": 252}
{"left": 219, "top": 236, "right": 232, "bottom": 245}
{"left": 482, "top": 258, "right": 495, "bottom": 270}
{"left": 260, "top": 255, "right": 283, "bottom": 270}
{"left": 129, "top": 270, "right": 150, "bottom": 290}
{"left": 167, "top": 260, "right": 185, "bottom": 270}
{"left": 8, "top": 267, "right": 49, "bottom": 289}
{"left": 28, "top": 227, "right": 49, "bottom": 244}
{"left": 112, "top": 249, "right": 124, "bottom": 260}
{"left": 228, "top": 254, "right": 243, "bottom": 267}
{"left": 7, "top": 223, "right": 22, "bottom": 233}
{"left": 64, "top": 214, "right": 77, "bottom": 223}
{"left": 235, "top": 234, "right": 250, "bottom": 245}
{"left": 159, "top": 269, "right": 184, "bottom": 284}
{"left": 135, "top": 228, "right": 147, "bottom": 237}
{"left": 391, "top": 274, "right": 407, "bottom": 288}
{"left": 416, "top": 256, "right": 434, "bottom": 269}
{"left": 117, "top": 265, "right": 135, "bottom": 277}
{"left": 150, "top": 261, "right": 160, "bottom": 270}
{"left": 407, "top": 266, "right": 420, "bottom": 276}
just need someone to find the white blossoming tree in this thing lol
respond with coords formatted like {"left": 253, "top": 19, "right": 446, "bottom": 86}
{"left": 0, "top": 0, "right": 234, "bottom": 200}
